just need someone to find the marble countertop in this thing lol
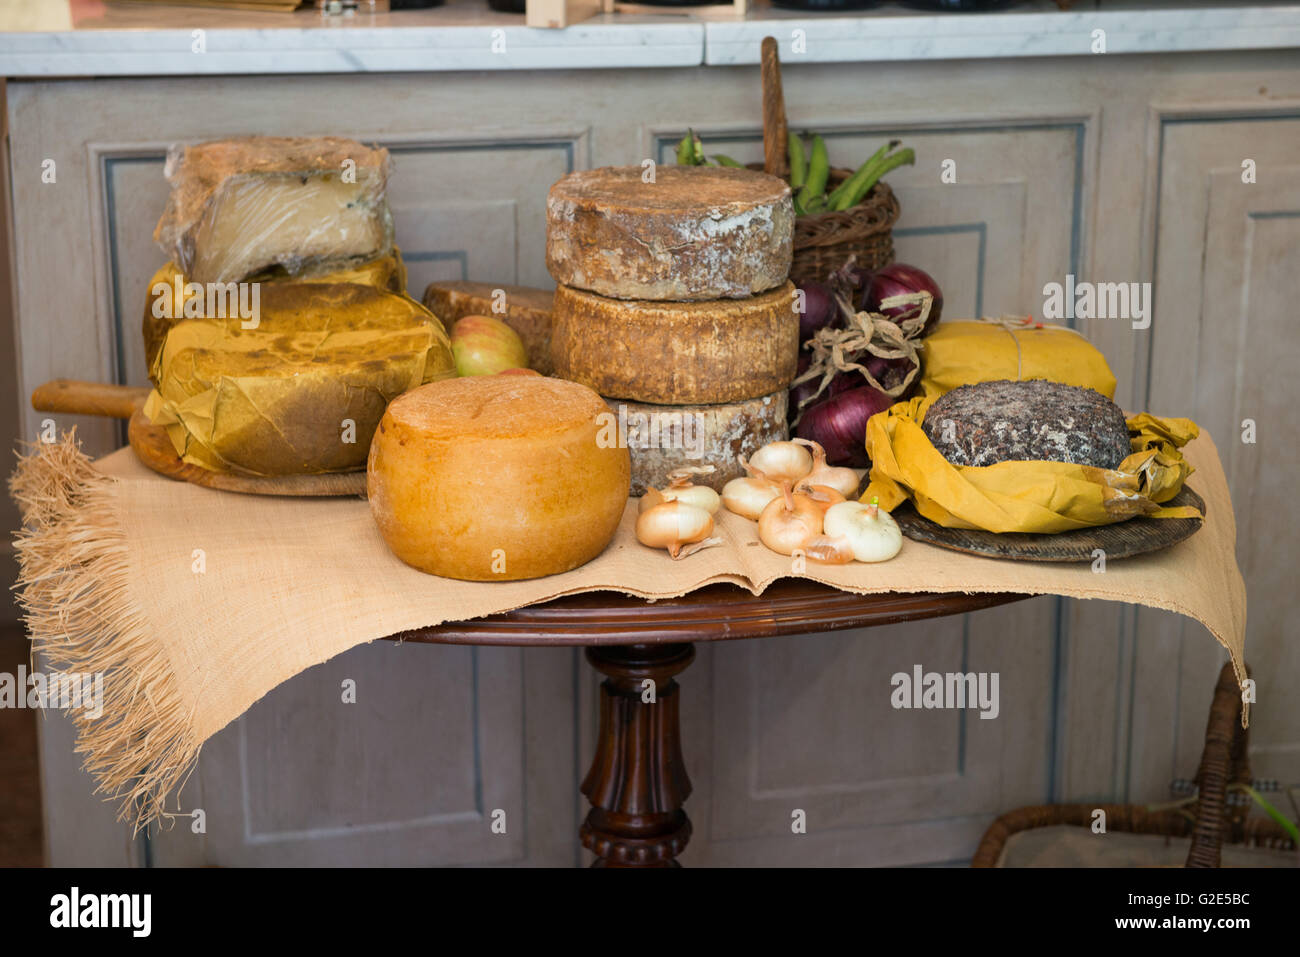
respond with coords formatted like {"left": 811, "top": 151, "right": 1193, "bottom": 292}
{"left": 0, "top": 0, "right": 1296, "bottom": 76}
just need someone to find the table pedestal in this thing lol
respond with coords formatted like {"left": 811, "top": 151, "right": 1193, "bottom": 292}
{"left": 579, "top": 643, "right": 695, "bottom": 867}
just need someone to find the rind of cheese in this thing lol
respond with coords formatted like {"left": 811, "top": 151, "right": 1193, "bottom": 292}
{"left": 143, "top": 283, "right": 454, "bottom": 476}
{"left": 422, "top": 280, "right": 554, "bottom": 375}
{"left": 606, "top": 391, "right": 789, "bottom": 496}
{"left": 551, "top": 281, "right": 799, "bottom": 405}
{"left": 367, "top": 376, "right": 630, "bottom": 581}
{"left": 153, "top": 136, "right": 393, "bottom": 283}
{"left": 546, "top": 166, "right": 793, "bottom": 301}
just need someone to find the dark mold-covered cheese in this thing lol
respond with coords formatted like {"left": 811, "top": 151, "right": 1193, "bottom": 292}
{"left": 923, "top": 379, "right": 1131, "bottom": 469}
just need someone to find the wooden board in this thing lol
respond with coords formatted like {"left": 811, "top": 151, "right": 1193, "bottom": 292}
{"left": 893, "top": 487, "right": 1205, "bottom": 562}
{"left": 128, "top": 408, "right": 367, "bottom": 497}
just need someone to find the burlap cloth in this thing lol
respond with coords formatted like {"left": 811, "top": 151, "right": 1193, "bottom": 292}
{"left": 10, "top": 430, "right": 1247, "bottom": 829}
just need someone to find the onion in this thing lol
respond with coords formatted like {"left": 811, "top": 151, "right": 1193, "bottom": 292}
{"left": 635, "top": 501, "right": 721, "bottom": 560}
{"left": 795, "top": 385, "right": 894, "bottom": 468}
{"left": 794, "top": 439, "right": 861, "bottom": 498}
{"left": 822, "top": 499, "right": 902, "bottom": 563}
{"left": 757, "top": 483, "right": 824, "bottom": 556}
{"left": 796, "top": 280, "right": 836, "bottom": 342}
{"left": 748, "top": 441, "right": 813, "bottom": 484}
{"left": 862, "top": 263, "right": 944, "bottom": 337}
{"left": 722, "top": 474, "right": 781, "bottom": 520}
{"left": 788, "top": 354, "right": 858, "bottom": 421}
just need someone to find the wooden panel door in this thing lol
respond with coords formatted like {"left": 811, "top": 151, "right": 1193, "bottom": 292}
{"left": 1134, "top": 114, "right": 1300, "bottom": 797}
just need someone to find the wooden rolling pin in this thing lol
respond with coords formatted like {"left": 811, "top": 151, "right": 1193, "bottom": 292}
{"left": 31, "top": 379, "right": 150, "bottom": 419}
{"left": 29, "top": 378, "right": 367, "bottom": 497}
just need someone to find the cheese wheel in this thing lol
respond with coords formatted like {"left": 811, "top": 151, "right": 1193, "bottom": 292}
{"left": 367, "top": 375, "right": 630, "bottom": 581}
{"left": 551, "top": 282, "right": 799, "bottom": 404}
{"left": 546, "top": 166, "right": 793, "bottom": 301}
{"left": 606, "top": 391, "right": 789, "bottom": 496}
{"left": 422, "top": 280, "right": 554, "bottom": 375}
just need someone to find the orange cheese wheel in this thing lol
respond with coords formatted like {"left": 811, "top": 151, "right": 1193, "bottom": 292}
{"left": 367, "top": 375, "right": 630, "bottom": 581}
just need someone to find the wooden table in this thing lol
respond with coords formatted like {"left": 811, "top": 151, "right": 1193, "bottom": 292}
{"left": 391, "top": 581, "right": 1029, "bottom": 867}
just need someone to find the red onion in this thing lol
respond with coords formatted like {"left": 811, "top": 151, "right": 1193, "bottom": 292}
{"left": 795, "top": 385, "right": 894, "bottom": 468}
{"left": 789, "top": 354, "right": 856, "bottom": 420}
{"left": 863, "top": 263, "right": 944, "bottom": 337}
{"left": 864, "top": 353, "right": 917, "bottom": 394}
{"left": 796, "top": 280, "right": 836, "bottom": 341}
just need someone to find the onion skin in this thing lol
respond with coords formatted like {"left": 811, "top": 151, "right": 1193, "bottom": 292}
{"left": 863, "top": 263, "right": 944, "bottom": 337}
{"left": 795, "top": 385, "right": 894, "bottom": 468}
{"left": 793, "top": 482, "right": 847, "bottom": 517}
{"left": 804, "top": 534, "right": 855, "bottom": 564}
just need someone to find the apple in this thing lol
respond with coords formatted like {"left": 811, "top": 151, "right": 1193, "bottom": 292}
{"left": 450, "top": 314, "right": 529, "bottom": 376}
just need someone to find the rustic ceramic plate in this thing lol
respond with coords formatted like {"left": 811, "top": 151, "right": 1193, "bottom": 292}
{"left": 893, "top": 486, "right": 1205, "bottom": 562}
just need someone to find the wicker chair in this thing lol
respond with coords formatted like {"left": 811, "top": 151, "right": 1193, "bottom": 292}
{"left": 973, "top": 662, "right": 1296, "bottom": 868}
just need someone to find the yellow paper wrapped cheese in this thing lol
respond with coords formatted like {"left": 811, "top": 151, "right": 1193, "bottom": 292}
{"left": 863, "top": 397, "right": 1201, "bottom": 534}
{"left": 142, "top": 275, "right": 455, "bottom": 476}
{"left": 919, "top": 319, "right": 1118, "bottom": 400}
{"left": 142, "top": 253, "right": 408, "bottom": 373}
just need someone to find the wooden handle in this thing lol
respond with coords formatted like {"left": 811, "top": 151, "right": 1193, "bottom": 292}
{"left": 31, "top": 379, "right": 150, "bottom": 419}
{"left": 760, "top": 36, "right": 789, "bottom": 181}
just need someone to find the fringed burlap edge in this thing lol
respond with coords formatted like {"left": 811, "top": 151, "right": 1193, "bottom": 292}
{"left": 9, "top": 430, "right": 198, "bottom": 832}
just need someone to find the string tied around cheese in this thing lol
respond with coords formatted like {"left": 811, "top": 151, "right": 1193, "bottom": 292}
{"left": 971, "top": 314, "right": 1088, "bottom": 381}
{"left": 789, "top": 289, "right": 931, "bottom": 426}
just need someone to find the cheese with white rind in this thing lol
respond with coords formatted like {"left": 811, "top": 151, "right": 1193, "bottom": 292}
{"left": 367, "top": 376, "right": 630, "bottom": 582}
{"left": 546, "top": 166, "right": 793, "bottom": 301}
{"left": 154, "top": 136, "right": 393, "bottom": 283}
{"left": 606, "top": 391, "right": 789, "bottom": 496}
{"left": 422, "top": 280, "right": 555, "bottom": 375}
{"left": 550, "top": 281, "right": 799, "bottom": 405}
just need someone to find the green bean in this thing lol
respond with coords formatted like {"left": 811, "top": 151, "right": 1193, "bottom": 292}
{"left": 826, "top": 138, "right": 898, "bottom": 210}
{"left": 837, "top": 148, "right": 915, "bottom": 210}
{"left": 788, "top": 133, "right": 807, "bottom": 189}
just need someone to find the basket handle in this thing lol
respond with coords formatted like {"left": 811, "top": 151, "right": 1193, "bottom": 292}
{"left": 1185, "top": 660, "right": 1252, "bottom": 868}
{"left": 760, "top": 37, "right": 789, "bottom": 181}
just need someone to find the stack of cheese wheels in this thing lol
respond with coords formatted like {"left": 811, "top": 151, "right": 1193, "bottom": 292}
{"left": 546, "top": 165, "right": 798, "bottom": 495}
{"left": 368, "top": 375, "right": 630, "bottom": 581}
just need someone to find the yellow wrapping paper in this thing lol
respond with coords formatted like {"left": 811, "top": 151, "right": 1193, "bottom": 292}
{"left": 864, "top": 397, "right": 1203, "bottom": 533}
{"left": 920, "top": 319, "right": 1118, "bottom": 399}
{"left": 142, "top": 253, "right": 408, "bottom": 371}
{"left": 142, "top": 275, "right": 455, "bottom": 476}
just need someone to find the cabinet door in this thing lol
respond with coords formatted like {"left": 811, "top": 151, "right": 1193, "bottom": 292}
{"left": 1134, "top": 115, "right": 1300, "bottom": 796}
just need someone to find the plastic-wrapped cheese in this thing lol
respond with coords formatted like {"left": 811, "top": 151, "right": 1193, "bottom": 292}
{"left": 153, "top": 136, "right": 393, "bottom": 283}
{"left": 368, "top": 375, "right": 631, "bottom": 581}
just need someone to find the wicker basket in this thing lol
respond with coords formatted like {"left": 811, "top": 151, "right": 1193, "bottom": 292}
{"left": 973, "top": 662, "right": 1297, "bottom": 868}
{"left": 745, "top": 161, "right": 899, "bottom": 286}
{"left": 790, "top": 169, "right": 899, "bottom": 286}
{"left": 753, "top": 43, "right": 900, "bottom": 287}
